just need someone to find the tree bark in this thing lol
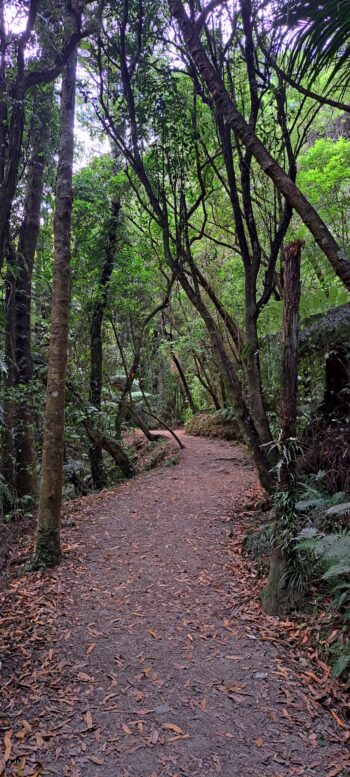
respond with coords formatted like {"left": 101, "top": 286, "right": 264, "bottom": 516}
{"left": 168, "top": 0, "right": 350, "bottom": 291}
{"left": 262, "top": 240, "right": 302, "bottom": 615}
{"left": 279, "top": 242, "right": 302, "bottom": 448}
{"left": 84, "top": 421, "right": 134, "bottom": 477}
{"left": 34, "top": 48, "right": 77, "bottom": 567}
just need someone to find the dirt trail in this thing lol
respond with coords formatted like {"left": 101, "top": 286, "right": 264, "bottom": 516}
{"left": 1, "top": 433, "right": 349, "bottom": 776}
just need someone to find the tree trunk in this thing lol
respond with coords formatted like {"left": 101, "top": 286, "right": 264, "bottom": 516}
{"left": 193, "top": 352, "right": 221, "bottom": 410}
{"left": 172, "top": 354, "right": 196, "bottom": 413}
{"left": 0, "top": 1, "right": 7, "bottom": 187}
{"left": 245, "top": 301, "right": 275, "bottom": 454}
{"left": 168, "top": 0, "right": 350, "bottom": 291}
{"left": 14, "top": 86, "right": 53, "bottom": 503}
{"left": 0, "top": 83, "right": 26, "bottom": 269}
{"left": 84, "top": 421, "right": 134, "bottom": 477}
{"left": 174, "top": 264, "right": 273, "bottom": 490}
{"left": 129, "top": 403, "right": 159, "bottom": 442}
{"left": 1, "top": 241, "right": 17, "bottom": 512}
{"left": 262, "top": 241, "right": 302, "bottom": 615}
{"left": 89, "top": 198, "right": 120, "bottom": 489}
{"left": 34, "top": 49, "right": 77, "bottom": 567}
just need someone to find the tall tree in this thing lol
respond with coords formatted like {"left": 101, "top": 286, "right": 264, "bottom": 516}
{"left": 168, "top": 0, "right": 350, "bottom": 291}
{"left": 34, "top": 25, "right": 78, "bottom": 566}
{"left": 262, "top": 241, "right": 302, "bottom": 614}
{"left": 0, "top": 0, "right": 87, "bottom": 270}
{"left": 14, "top": 86, "right": 54, "bottom": 503}
{"left": 89, "top": 196, "right": 120, "bottom": 489}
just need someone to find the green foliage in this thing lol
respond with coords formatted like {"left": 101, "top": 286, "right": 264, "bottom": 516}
{"left": 278, "top": 0, "right": 350, "bottom": 89}
{"left": 296, "top": 490, "right": 350, "bottom": 678}
{"left": 144, "top": 443, "right": 168, "bottom": 470}
{"left": 298, "top": 139, "right": 350, "bottom": 251}
{"left": 333, "top": 651, "right": 350, "bottom": 679}
{"left": 297, "top": 531, "right": 350, "bottom": 576}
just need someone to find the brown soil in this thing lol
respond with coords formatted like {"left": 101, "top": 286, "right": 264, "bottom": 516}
{"left": 1, "top": 433, "right": 349, "bottom": 776}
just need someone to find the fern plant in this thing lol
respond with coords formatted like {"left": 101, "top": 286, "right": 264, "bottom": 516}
{"left": 296, "top": 485, "right": 350, "bottom": 532}
{"left": 297, "top": 529, "right": 350, "bottom": 678}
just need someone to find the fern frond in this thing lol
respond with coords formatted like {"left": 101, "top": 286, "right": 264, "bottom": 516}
{"left": 332, "top": 652, "right": 350, "bottom": 679}
{"left": 296, "top": 498, "right": 328, "bottom": 512}
{"left": 322, "top": 563, "right": 350, "bottom": 580}
{"left": 325, "top": 502, "right": 350, "bottom": 518}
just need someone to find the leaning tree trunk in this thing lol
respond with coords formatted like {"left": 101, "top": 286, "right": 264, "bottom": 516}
{"left": 33, "top": 50, "right": 77, "bottom": 567}
{"left": 14, "top": 87, "right": 53, "bottom": 503}
{"left": 172, "top": 354, "right": 196, "bottom": 414}
{"left": 168, "top": 0, "right": 350, "bottom": 292}
{"left": 193, "top": 353, "right": 221, "bottom": 410}
{"left": 262, "top": 241, "right": 302, "bottom": 615}
{"left": 84, "top": 421, "right": 134, "bottom": 477}
{"left": 89, "top": 198, "right": 120, "bottom": 490}
{"left": 174, "top": 263, "right": 273, "bottom": 490}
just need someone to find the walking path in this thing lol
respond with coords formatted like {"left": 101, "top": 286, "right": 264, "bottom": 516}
{"left": 1, "top": 433, "right": 349, "bottom": 776}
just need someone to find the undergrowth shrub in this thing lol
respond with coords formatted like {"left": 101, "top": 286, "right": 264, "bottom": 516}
{"left": 295, "top": 490, "right": 350, "bottom": 679}
{"left": 185, "top": 410, "right": 241, "bottom": 440}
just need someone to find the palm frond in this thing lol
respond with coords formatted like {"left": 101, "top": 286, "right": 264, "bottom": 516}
{"left": 277, "top": 0, "right": 350, "bottom": 88}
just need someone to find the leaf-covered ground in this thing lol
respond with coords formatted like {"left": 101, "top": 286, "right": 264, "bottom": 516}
{"left": 1, "top": 433, "right": 349, "bottom": 776}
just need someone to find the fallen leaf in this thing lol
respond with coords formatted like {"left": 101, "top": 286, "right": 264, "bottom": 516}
{"left": 78, "top": 672, "right": 94, "bottom": 683}
{"left": 163, "top": 723, "right": 184, "bottom": 735}
{"left": 325, "top": 767, "right": 346, "bottom": 777}
{"left": 35, "top": 732, "right": 45, "bottom": 748}
{"left": 330, "top": 710, "right": 346, "bottom": 729}
{"left": 255, "top": 738, "right": 264, "bottom": 748}
{"left": 226, "top": 683, "right": 246, "bottom": 693}
{"left": 85, "top": 710, "right": 93, "bottom": 729}
{"left": 168, "top": 734, "right": 191, "bottom": 742}
{"left": 4, "top": 730, "right": 12, "bottom": 761}
{"left": 88, "top": 756, "right": 104, "bottom": 765}
{"left": 122, "top": 724, "right": 132, "bottom": 735}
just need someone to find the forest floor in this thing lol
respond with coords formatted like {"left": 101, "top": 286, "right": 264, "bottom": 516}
{"left": 1, "top": 432, "right": 350, "bottom": 777}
